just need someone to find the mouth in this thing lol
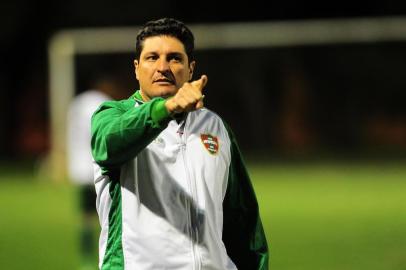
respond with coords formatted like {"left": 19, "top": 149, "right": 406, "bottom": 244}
{"left": 153, "top": 78, "right": 175, "bottom": 85}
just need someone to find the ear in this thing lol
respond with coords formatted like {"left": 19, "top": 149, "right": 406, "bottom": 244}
{"left": 188, "top": 61, "right": 195, "bottom": 81}
{"left": 134, "top": 59, "right": 139, "bottom": 80}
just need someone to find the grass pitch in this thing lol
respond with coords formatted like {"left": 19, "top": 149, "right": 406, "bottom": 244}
{"left": 1, "top": 161, "right": 406, "bottom": 270}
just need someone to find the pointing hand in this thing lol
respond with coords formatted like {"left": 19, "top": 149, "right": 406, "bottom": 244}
{"left": 165, "top": 75, "right": 208, "bottom": 114}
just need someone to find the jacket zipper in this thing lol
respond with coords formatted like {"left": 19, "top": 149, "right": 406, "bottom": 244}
{"left": 180, "top": 116, "right": 201, "bottom": 270}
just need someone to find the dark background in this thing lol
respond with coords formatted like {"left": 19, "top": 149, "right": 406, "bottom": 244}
{"left": 1, "top": 1, "right": 406, "bottom": 161}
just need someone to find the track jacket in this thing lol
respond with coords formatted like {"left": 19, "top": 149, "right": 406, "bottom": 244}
{"left": 91, "top": 91, "right": 269, "bottom": 270}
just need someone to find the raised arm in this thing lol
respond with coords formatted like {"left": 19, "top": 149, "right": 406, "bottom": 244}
{"left": 91, "top": 97, "right": 170, "bottom": 169}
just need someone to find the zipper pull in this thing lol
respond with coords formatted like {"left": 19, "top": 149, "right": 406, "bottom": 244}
{"left": 177, "top": 120, "right": 186, "bottom": 137}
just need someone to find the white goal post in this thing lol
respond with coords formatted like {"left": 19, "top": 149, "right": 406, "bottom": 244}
{"left": 47, "top": 17, "right": 406, "bottom": 181}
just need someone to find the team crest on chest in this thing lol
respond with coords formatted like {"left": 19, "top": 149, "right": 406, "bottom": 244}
{"left": 200, "top": 134, "right": 219, "bottom": 155}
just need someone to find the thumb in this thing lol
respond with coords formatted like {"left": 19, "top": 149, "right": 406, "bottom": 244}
{"left": 191, "top": 75, "right": 208, "bottom": 92}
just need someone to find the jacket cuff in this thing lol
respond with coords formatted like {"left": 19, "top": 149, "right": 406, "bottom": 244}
{"left": 151, "top": 99, "right": 170, "bottom": 124}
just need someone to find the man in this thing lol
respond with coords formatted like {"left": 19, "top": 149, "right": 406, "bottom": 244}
{"left": 91, "top": 18, "right": 269, "bottom": 270}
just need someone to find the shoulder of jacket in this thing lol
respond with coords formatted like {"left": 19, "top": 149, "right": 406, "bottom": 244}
{"left": 195, "top": 108, "right": 223, "bottom": 122}
{"left": 93, "top": 98, "right": 135, "bottom": 115}
{"left": 192, "top": 108, "right": 230, "bottom": 135}
{"left": 199, "top": 108, "right": 236, "bottom": 136}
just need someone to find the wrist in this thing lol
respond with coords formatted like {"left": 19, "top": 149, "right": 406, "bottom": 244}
{"left": 165, "top": 98, "right": 178, "bottom": 115}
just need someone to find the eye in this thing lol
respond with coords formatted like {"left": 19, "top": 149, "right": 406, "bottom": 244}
{"left": 168, "top": 54, "right": 183, "bottom": 63}
{"left": 145, "top": 55, "right": 158, "bottom": 61}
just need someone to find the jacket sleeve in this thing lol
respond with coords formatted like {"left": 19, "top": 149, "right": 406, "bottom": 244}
{"left": 222, "top": 125, "right": 269, "bottom": 270}
{"left": 91, "top": 97, "right": 171, "bottom": 168}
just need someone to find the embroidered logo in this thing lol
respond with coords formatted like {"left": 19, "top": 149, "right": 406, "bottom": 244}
{"left": 200, "top": 134, "right": 219, "bottom": 155}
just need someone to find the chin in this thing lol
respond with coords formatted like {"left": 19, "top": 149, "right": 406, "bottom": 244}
{"left": 157, "top": 87, "right": 178, "bottom": 98}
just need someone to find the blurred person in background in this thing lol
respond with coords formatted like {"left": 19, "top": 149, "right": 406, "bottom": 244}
{"left": 91, "top": 18, "right": 268, "bottom": 270}
{"left": 67, "top": 76, "right": 123, "bottom": 270}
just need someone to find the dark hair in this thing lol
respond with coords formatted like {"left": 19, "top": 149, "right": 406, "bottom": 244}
{"left": 135, "top": 18, "right": 195, "bottom": 62}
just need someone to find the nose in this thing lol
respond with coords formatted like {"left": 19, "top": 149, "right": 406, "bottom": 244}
{"left": 157, "top": 58, "right": 170, "bottom": 72}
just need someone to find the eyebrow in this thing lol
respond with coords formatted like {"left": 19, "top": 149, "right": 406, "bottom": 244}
{"left": 167, "top": 52, "right": 185, "bottom": 58}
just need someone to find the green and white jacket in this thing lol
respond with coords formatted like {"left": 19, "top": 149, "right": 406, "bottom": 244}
{"left": 91, "top": 91, "right": 269, "bottom": 270}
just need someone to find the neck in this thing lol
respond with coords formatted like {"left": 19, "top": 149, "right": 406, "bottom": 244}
{"left": 139, "top": 90, "right": 150, "bottom": 101}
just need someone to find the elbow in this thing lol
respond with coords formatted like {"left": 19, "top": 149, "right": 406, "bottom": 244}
{"left": 91, "top": 135, "right": 111, "bottom": 166}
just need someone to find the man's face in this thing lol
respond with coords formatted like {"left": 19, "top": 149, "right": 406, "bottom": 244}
{"left": 134, "top": 35, "right": 195, "bottom": 100}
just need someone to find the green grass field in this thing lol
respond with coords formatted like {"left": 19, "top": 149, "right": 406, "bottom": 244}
{"left": 1, "top": 161, "right": 406, "bottom": 270}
